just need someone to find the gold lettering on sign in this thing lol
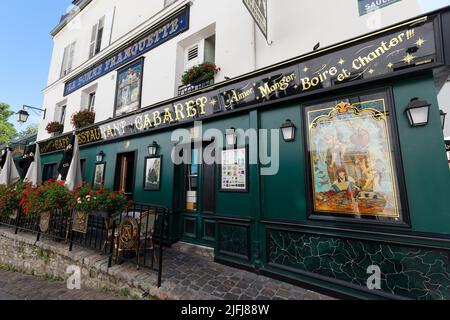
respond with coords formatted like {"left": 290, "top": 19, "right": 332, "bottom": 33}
{"left": 153, "top": 111, "right": 162, "bottom": 127}
{"left": 163, "top": 108, "right": 174, "bottom": 123}
{"left": 352, "top": 34, "right": 405, "bottom": 70}
{"left": 186, "top": 100, "right": 197, "bottom": 118}
{"left": 229, "top": 88, "right": 254, "bottom": 104}
{"left": 196, "top": 96, "right": 208, "bottom": 115}
{"left": 258, "top": 74, "right": 296, "bottom": 99}
{"left": 174, "top": 103, "right": 185, "bottom": 121}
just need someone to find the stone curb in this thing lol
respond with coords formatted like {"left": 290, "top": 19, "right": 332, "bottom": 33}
{"left": 0, "top": 227, "right": 178, "bottom": 300}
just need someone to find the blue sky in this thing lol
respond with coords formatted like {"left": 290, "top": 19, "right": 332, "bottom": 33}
{"left": 0, "top": 0, "right": 71, "bottom": 132}
{"left": 0, "top": 0, "right": 449, "bottom": 133}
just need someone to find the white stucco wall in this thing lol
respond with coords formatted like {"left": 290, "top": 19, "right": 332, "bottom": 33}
{"left": 38, "top": 0, "right": 450, "bottom": 141}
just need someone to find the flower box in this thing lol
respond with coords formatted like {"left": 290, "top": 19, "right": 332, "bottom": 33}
{"left": 71, "top": 110, "right": 96, "bottom": 130}
{"left": 181, "top": 62, "right": 221, "bottom": 86}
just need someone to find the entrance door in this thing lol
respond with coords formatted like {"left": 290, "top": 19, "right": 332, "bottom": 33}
{"left": 174, "top": 142, "right": 217, "bottom": 246}
{"left": 114, "top": 152, "right": 136, "bottom": 200}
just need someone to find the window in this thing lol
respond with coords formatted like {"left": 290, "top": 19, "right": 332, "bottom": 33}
{"left": 60, "top": 42, "right": 76, "bottom": 78}
{"left": 59, "top": 105, "right": 67, "bottom": 125}
{"left": 80, "top": 159, "right": 87, "bottom": 181}
{"left": 164, "top": 0, "right": 179, "bottom": 7}
{"left": 185, "top": 148, "right": 199, "bottom": 211}
{"left": 89, "top": 16, "right": 105, "bottom": 59}
{"left": 42, "top": 163, "right": 58, "bottom": 181}
{"left": 88, "top": 92, "right": 96, "bottom": 112}
{"left": 304, "top": 89, "right": 408, "bottom": 225}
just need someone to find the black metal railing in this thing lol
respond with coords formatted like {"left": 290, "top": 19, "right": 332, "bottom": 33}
{"left": 178, "top": 78, "right": 214, "bottom": 96}
{"left": 0, "top": 203, "right": 170, "bottom": 288}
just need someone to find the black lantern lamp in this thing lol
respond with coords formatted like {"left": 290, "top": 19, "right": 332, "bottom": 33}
{"left": 225, "top": 127, "right": 237, "bottom": 147}
{"left": 16, "top": 109, "right": 30, "bottom": 124}
{"left": 148, "top": 141, "right": 158, "bottom": 157}
{"left": 96, "top": 151, "right": 105, "bottom": 163}
{"left": 440, "top": 110, "right": 447, "bottom": 130}
{"left": 16, "top": 105, "right": 46, "bottom": 124}
{"left": 405, "top": 98, "right": 431, "bottom": 127}
{"left": 281, "top": 119, "right": 296, "bottom": 142}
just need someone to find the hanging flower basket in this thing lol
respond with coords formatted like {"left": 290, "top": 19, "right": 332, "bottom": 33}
{"left": 71, "top": 110, "right": 96, "bottom": 130}
{"left": 181, "top": 62, "right": 221, "bottom": 86}
{"left": 45, "top": 121, "right": 64, "bottom": 134}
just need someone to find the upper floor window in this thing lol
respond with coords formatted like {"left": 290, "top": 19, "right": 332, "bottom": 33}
{"left": 89, "top": 16, "right": 105, "bottom": 59}
{"left": 88, "top": 8, "right": 115, "bottom": 60}
{"left": 60, "top": 105, "right": 67, "bottom": 125}
{"left": 60, "top": 42, "right": 76, "bottom": 78}
{"left": 164, "top": 0, "right": 179, "bottom": 7}
{"left": 88, "top": 92, "right": 96, "bottom": 112}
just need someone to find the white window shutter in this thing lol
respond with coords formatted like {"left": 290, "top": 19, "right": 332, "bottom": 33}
{"left": 101, "top": 7, "right": 115, "bottom": 51}
{"left": 89, "top": 23, "right": 98, "bottom": 58}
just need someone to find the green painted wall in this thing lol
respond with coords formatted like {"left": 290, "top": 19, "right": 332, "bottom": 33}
{"left": 37, "top": 72, "right": 450, "bottom": 299}
{"left": 259, "top": 103, "right": 307, "bottom": 222}
{"left": 393, "top": 73, "right": 450, "bottom": 234}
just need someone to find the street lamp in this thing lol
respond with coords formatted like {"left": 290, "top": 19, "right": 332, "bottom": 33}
{"left": 440, "top": 110, "right": 447, "bottom": 130}
{"left": 405, "top": 98, "right": 431, "bottom": 127}
{"left": 15, "top": 105, "right": 46, "bottom": 124}
{"left": 96, "top": 151, "right": 105, "bottom": 163}
{"left": 225, "top": 128, "right": 237, "bottom": 147}
{"left": 280, "top": 119, "right": 296, "bottom": 142}
{"left": 148, "top": 141, "right": 158, "bottom": 157}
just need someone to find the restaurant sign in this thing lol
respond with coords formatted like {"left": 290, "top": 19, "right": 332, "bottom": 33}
{"left": 63, "top": 6, "right": 190, "bottom": 96}
{"left": 40, "top": 18, "right": 439, "bottom": 154}
{"left": 358, "top": 0, "right": 401, "bottom": 16}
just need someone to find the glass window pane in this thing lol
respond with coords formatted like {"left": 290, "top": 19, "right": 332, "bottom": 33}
{"left": 305, "top": 90, "right": 405, "bottom": 223}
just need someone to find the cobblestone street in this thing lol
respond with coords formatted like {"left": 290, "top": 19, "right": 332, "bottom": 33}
{"left": 0, "top": 228, "right": 333, "bottom": 300}
{"left": 0, "top": 269, "right": 130, "bottom": 300}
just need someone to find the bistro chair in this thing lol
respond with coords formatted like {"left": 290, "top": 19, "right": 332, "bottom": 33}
{"left": 136, "top": 209, "right": 158, "bottom": 270}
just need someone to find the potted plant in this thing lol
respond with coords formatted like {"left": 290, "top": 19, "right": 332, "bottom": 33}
{"left": 19, "top": 183, "right": 46, "bottom": 219}
{"left": 0, "top": 183, "right": 26, "bottom": 219}
{"left": 93, "top": 184, "right": 130, "bottom": 219}
{"left": 68, "top": 182, "right": 98, "bottom": 233}
{"left": 181, "top": 62, "right": 221, "bottom": 86}
{"left": 71, "top": 109, "right": 96, "bottom": 130}
{"left": 45, "top": 121, "right": 64, "bottom": 135}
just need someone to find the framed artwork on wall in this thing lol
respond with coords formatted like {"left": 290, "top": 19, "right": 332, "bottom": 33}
{"left": 93, "top": 163, "right": 106, "bottom": 186}
{"left": 219, "top": 147, "right": 249, "bottom": 192}
{"left": 114, "top": 58, "right": 144, "bottom": 117}
{"left": 144, "top": 156, "right": 162, "bottom": 191}
{"left": 303, "top": 89, "right": 409, "bottom": 225}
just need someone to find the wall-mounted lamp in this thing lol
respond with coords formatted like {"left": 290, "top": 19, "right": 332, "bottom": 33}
{"left": 405, "top": 98, "right": 431, "bottom": 127}
{"left": 96, "top": 151, "right": 105, "bottom": 163}
{"left": 225, "top": 127, "right": 237, "bottom": 147}
{"left": 148, "top": 141, "right": 158, "bottom": 157}
{"left": 440, "top": 110, "right": 447, "bottom": 130}
{"left": 281, "top": 119, "right": 296, "bottom": 142}
{"left": 16, "top": 105, "right": 46, "bottom": 124}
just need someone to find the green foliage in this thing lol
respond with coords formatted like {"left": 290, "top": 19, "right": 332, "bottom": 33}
{"left": 45, "top": 121, "right": 64, "bottom": 134}
{"left": 117, "top": 287, "right": 130, "bottom": 297}
{"left": 181, "top": 62, "right": 221, "bottom": 86}
{"left": 0, "top": 102, "right": 17, "bottom": 145}
{"left": 71, "top": 110, "right": 95, "bottom": 129}
{"left": 17, "top": 124, "right": 38, "bottom": 138}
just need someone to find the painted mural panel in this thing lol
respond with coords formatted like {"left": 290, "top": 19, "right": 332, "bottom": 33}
{"left": 306, "top": 91, "right": 404, "bottom": 222}
{"left": 115, "top": 59, "right": 144, "bottom": 116}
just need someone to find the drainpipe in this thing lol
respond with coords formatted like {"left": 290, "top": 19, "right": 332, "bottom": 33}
{"left": 252, "top": 21, "right": 257, "bottom": 71}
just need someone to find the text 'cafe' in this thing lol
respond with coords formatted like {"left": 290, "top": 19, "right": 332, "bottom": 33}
{"left": 37, "top": 8, "right": 450, "bottom": 300}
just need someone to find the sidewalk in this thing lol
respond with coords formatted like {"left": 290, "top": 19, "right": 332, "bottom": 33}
{"left": 0, "top": 269, "right": 130, "bottom": 300}
{"left": 0, "top": 227, "right": 334, "bottom": 300}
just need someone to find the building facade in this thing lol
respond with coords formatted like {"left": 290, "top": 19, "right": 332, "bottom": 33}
{"left": 36, "top": 0, "right": 450, "bottom": 299}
